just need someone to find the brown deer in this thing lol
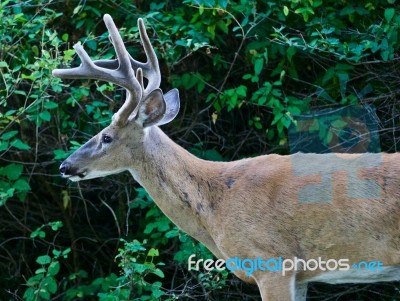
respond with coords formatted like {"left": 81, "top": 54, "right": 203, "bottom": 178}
{"left": 54, "top": 14, "right": 400, "bottom": 301}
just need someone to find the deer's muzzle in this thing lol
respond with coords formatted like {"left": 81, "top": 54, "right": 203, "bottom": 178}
{"left": 59, "top": 161, "right": 87, "bottom": 180}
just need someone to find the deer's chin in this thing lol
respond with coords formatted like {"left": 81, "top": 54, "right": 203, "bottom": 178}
{"left": 67, "top": 169, "right": 123, "bottom": 181}
{"left": 67, "top": 175, "right": 84, "bottom": 182}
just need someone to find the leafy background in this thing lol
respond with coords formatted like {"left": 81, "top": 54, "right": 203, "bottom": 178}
{"left": 1, "top": 0, "right": 400, "bottom": 300}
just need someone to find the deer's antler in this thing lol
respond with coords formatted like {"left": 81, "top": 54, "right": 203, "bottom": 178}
{"left": 52, "top": 14, "right": 161, "bottom": 127}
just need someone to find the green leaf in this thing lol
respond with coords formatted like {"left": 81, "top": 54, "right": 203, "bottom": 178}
{"left": 14, "top": 88, "right": 27, "bottom": 96}
{"left": 0, "top": 141, "right": 9, "bottom": 152}
{"left": 322, "top": 67, "right": 335, "bottom": 84}
{"left": 236, "top": 85, "right": 247, "bottom": 97}
{"left": 13, "top": 178, "right": 31, "bottom": 191}
{"left": 147, "top": 248, "right": 159, "bottom": 257}
{"left": 0, "top": 61, "right": 8, "bottom": 68}
{"left": 1, "top": 163, "right": 23, "bottom": 180}
{"left": 165, "top": 229, "right": 179, "bottom": 238}
{"left": 288, "top": 105, "right": 301, "bottom": 115}
{"left": 286, "top": 46, "right": 296, "bottom": 62}
{"left": 85, "top": 39, "right": 97, "bottom": 51}
{"left": 62, "top": 33, "right": 69, "bottom": 42}
{"left": 62, "top": 247, "right": 71, "bottom": 258}
{"left": 0, "top": 188, "right": 14, "bottom": 205}
{"left": 132, "top": 263, "right": 147, "bottom": 274}
{"left": 337, "top": 72, "right": 349, "bottom": 98}
{"left": 271, "top": 112, "right": 283, "bottom": 125}
{"left": 1, "top": 131, "right": 18, "bottom": 140}
{"left": 52, "top": 250, "right": 61, "bottom": 257}
{"left": 217, "top": 20, "right": 229, "bottom": 34}
{"left": 49, "top": 221, "right": 63, "bottom": 231}
{"left": 5, "top": 110, "right": 16, "bottom": 116}
{"left": 11, "top": 139, "right": 31, "bottom": 150}
{"left": 39, "top": 289, "right": 50, "bottom": 300}
{"left": 48, "top": 261, "right": 60, "bottom": 276}
{"left": 151, "top": 268, "right": 165, "bottom": 279}
{"left": 283, "top": 6, "right": 289, "bottom": 16}
{"left": 197, "top": 80, "right": 205, "bottom": 93}
{"left": 23, "top": 287, "right": 35, "bottom": 301}
{"left": 325, "top": 130, "right": 334, "bottom": 145}
{"left": 36, "top": 255, "right": 51, "bottom": 265}
{"left": 30, "top": 230, "right": 46, "bottom": 239}
{"left": 294, "top": 7, "right": 314, "bottom": 21}
{"left": 280, "top": 70, "right": 286, "bottom": 81}
{"left": 73, "top": 5, "right": 82, "bottom": 14}
{"left": 39, "top": 111, "right": 51, "bottom": 122}
{"left": 44, "top": 101, "right": 58, "bottom": 109}
{"left": 53, "top": 149, "right": 69, "bottom": 160}
{"left": 380, "top": 38, "right": 389, "bottom": 50}
{"left": 43, "top": 276, "right": 58, "bottom": 294}
{"left": 281, "top": 114, "right": 292, "bottom": 128}
{"left": 31, "top": 45, "right": 39, "bottom": 56}
{"left": 21, "top": 73, "right": 35, "bottom": 80}
{"left": 63, "top": 49, "right": 75, "bottom": 61}
{"left": 0, "top": 180, "right": 11, "bottom": 190}
{"left": 35, "top": 268, "right": 47, "bottom": 274}
{"left": 381, "top": 50, "right": 389, "bottom": 61}
{"left": 254, "top": 57, "right": 264, "bottom": 76}
{"left": 258, "top": 96, "right": 267, "bottom": 105}
{"left": 263, "top": 82, "right": 273, "bottom": 95}
{"left": 26, "top": 274, "right": 44, "bottom": 286}
{"left": 217, "top": 0, "right": 228, "bottom": 9}
{"left": 384, "top": 8, "right": 395, "bottom": 23}
{"left": 207, "top": 24, "right": 216, "bottom": 40}
{"left": 331, "top": 119, "right": 348, "bottom": 128}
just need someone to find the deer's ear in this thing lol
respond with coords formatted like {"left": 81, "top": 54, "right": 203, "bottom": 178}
{"left": 156, "top": 89, "right": 180, "bottom": 126}
{"left": 136, "top": 88, "right": 180, "bottom": 128}
{"left": 136, "top": 89, "right": 166, "bottom": 127}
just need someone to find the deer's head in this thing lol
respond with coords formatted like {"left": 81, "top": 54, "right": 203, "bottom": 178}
{"left": 53, "top": 15, "right": 179, "bottom": 181}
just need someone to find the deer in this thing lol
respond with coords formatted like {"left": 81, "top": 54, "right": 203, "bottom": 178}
{"left": 53, "top": 14, "right": 400, "bottom": 301}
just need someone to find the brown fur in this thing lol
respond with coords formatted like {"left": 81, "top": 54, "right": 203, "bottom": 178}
{"left": 129, "top": 127, "right": 400, "bottom": 300}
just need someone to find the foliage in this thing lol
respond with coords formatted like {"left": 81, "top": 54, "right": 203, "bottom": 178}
{"left": 24, "top": 222, "right": 67, "bottom": 301}
{"left": 0, "top": 0, "right": 400, "bottom": 300}
{"left": 111, "top": 239, "right": 165, "bottom": 300}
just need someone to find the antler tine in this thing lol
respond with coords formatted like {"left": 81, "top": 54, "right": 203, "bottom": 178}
{"left": 131, "top": 18, "right": 161, "bottom": 95}
{"left": 103, "top": 14, "right": 141, "bottom": 126}
{"left": 52, "top": 14, "right": 143, "bottom": 127}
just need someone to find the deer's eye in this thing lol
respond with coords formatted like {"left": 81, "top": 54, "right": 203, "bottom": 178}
{"left": 102, "top": 135, "right": 112, "bottom": 144}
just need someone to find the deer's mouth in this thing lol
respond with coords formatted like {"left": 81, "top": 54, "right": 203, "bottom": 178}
{"left": 60, "top": 162, "right": 88, "bottom": 182}
{"left": 77, "top": 170, "right": 88, "bottom": 178}
{"left": 64, "top": 170, "right": 87, "bottom": 181}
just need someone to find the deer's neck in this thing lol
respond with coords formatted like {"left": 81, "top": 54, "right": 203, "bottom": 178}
{"left": 129, "top": 126, "right": 223, "bottom": 254}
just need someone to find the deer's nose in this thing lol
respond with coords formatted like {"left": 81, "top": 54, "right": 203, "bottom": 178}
{"left": 59, "top": 162, "right": 70, "bottom": 175}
